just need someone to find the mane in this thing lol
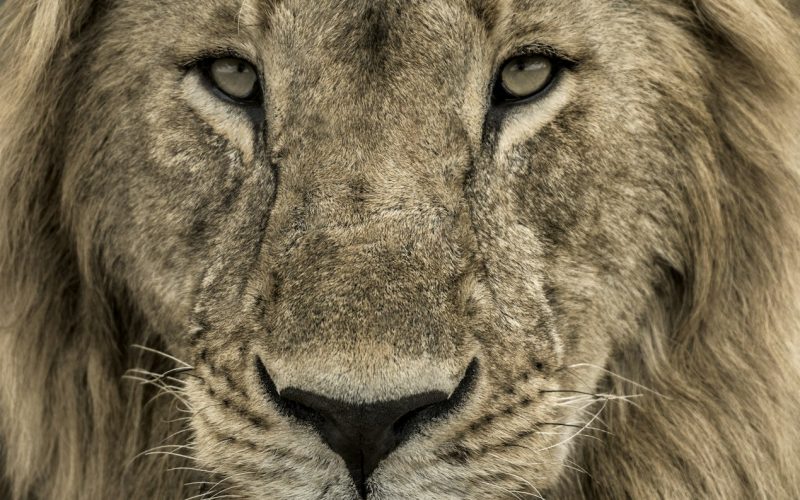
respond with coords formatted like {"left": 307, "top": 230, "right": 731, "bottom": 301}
{"left": 557, "top": 1, "right": 800, "bottom": 497}
{"left": 0, "top": 4, "right": 195, "bottom": 498}
{"left": 1, "top": 0, "right": 798, "bottom": 499}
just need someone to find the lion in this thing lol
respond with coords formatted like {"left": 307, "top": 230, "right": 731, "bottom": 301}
{"left": 1, "top": 0, "right": 799, "bottom": 498}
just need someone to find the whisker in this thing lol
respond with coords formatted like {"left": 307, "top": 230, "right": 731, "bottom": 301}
{"left": 169, "top": 466, "right": 219, "bottom": 474}
{"left": 164, "top": 416, "right": 194, "bottom": 424}
{"left": 122, "top": 375, "right": 190, "bottom": 406}
{"left": 129, "top": 366, "right": 194, "bottom": 381}
{"left": 186, "top": 475, "right": 239, "bottom": 500}
{"left": 562, "top": 458, "right": 591, "bottom": 478}
{"left": 554, "top": 400, "right": 609, "bottom": 424}
{"left": 537, "top": 400, "right": 608, "bottom": 452}
{"left": 484, "top": 454, "right": 545, "bottom": 500}
{"left": 126, "top": 444, "right": 196, "bottom": 468}
{"left": 122, "top": 374, "right": 185, "bottom": 394}
{"left": 567, "top": 363, "right": 669, "bottom": 398}
{"left": 159, "top": 427, "right": 195, "bottom": 446}
{"left": 551, "top": 392, "right": 643, "bottom": 403}
{"left": 539, "top": 422, "right": 611, "bottom": 435}
{"left": 191, "top": 471, "right": 255, "bottom": 500}
{"left": 132, "top": 343, "right": 193, "bottom": 368}
{"left": 475, "top": 478, "right": 534, "bottom": 500}
{"left": 551, "top": 391, "right": 643, "bottom": 412}
{"left": 541, "top": 389, "right": 602, "bottom": 396}
{"left": 143, "top": 450, "right": 199, "bottom": 462}
{"left": 143, "top": 388, "right": 186, "bottom": 410}
{"left": 204, "top": 485, "right": 239, "bottom": 500}
{"left": 121, "top": 374, "right": 180, "bottom": 389}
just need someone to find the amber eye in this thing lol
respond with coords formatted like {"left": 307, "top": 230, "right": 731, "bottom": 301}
{"left": 494, "top": 54, "right": 557, "bottom": 103}
{"left": 205, "top": 57, "right": 261, "bottom": 103}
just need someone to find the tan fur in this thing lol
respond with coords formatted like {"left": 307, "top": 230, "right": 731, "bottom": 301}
{"left": 1, "top": 0, "right": 799, "bottom": 499}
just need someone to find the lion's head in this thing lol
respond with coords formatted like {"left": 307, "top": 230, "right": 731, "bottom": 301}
{"left": 1, "top": 0, "right": 799, "bottom": 498}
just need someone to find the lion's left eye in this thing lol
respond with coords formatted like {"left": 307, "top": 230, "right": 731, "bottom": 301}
{"left": 493, "top": 54, "right": 557, "bottom": 103}
{"left": 203, "top": 57, "right": 261, "bottom": 104}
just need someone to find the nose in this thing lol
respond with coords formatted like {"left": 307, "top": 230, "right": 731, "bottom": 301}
{"left": 283, "top": 389, "right": 449, "bottom": 495}
{"left": 256, "top": 358, "right": 478, "bottom": 498}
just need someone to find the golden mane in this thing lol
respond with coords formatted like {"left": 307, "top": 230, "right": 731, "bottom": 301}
{"left": 1, "top": 0, "right": 798, "bottom": 498}
{"left": 0, "top": 4, "right": 194, "bottom": 496}
{"left": 556, "top": 1, "right": 800, "bottom": 496}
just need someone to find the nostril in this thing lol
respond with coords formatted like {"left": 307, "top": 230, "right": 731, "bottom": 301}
{"left": 255, "top": 357, "right": 324, "bottom": 424}
{"left": 392, "top": 358, "right": 479, "bottom": 439}
{"left": 255, "top": 357, "right": 479, "bottom": 498}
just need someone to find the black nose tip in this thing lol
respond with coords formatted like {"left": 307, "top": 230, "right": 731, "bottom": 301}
{"left": 256, "top": 358, "right": 478, "bottom": 498}
{"left": 282, "top": 389, "right": 447, "bottom": 493}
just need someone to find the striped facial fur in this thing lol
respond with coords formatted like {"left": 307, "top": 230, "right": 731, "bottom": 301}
{"left": 1, "top": 0, "right": 799, "bottom": 499}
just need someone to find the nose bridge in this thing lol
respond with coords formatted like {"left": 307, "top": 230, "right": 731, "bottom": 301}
{"left": 279, "top": 147, "right": 455, "bottom": 234}
{"left": 272, "top": 101, "right": 465, "bottom": 229}
{"left": 257, "top": 121, "right": 477, "bottom": 384}
{"left": 265, "top": 100, "right": 472, "bottom": 284}
{"left": 263, "top": 147, "right": 470, "bottom": 331}
{"left": 254, "top": 1, "right": 481, "bottom": 399}
{"left": 267, "top": 129, "right": 463, "bottom": 251}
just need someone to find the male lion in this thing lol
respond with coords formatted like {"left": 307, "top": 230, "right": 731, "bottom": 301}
{"left": 1, "top": 0, "right": 799, "bottom": 499}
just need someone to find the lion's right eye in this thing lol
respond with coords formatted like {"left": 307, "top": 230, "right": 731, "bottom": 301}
{"left": 203, "top": 57, "right": 261, "bottom": 105}
{"left": 493, "top": 54, "right": 559, "bottom": 104}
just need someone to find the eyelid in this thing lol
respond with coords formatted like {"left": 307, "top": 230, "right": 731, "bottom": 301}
{"left": 177, "top": 48, "right": 259, "bottom": 71}
{"left": 496, "top": 43, "right": 580, "bottom": 76}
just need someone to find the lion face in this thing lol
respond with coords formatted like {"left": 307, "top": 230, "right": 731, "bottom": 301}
{"left": 66, "top": 0, "right": 702, "bottom": 497}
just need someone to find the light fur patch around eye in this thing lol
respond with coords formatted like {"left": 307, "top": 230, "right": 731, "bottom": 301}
{"left": 180, "top": 71, "right": 256, "bottom": 164}
{"left": 496, "top": 74, "right": 576, "bottom": 158}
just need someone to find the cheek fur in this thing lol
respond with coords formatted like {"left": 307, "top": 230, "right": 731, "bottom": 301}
{"left": 181, "top": 72, "right": 258, "bottom": 164}
{"left": 494, "top": 75, "right": 577, "bottom": 158}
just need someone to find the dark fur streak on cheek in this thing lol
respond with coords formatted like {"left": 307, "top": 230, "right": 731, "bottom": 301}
{"left": 240, "top": 155, "right": 281, "bottom": 288}
{"left": 543, "top": 283, "right": 558, "bottom": 310}
{"left": 254, "top": 293, "right": 268, "bottom": 319}
{"left": 188, "top": 215, "right": 208, "bottom": 249}
{"left": 270, "top": 272, "right": 282, "bottom": 303}
{"left": 219, "top": 174, "right": 246, "bottom": 212}
{"left": 480, "top": 111, "right": 501, "bottom": 154}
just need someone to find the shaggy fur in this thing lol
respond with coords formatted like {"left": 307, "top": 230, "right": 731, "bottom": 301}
{"left": 1, "top": 0, "right": 799, "bottom": 499}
